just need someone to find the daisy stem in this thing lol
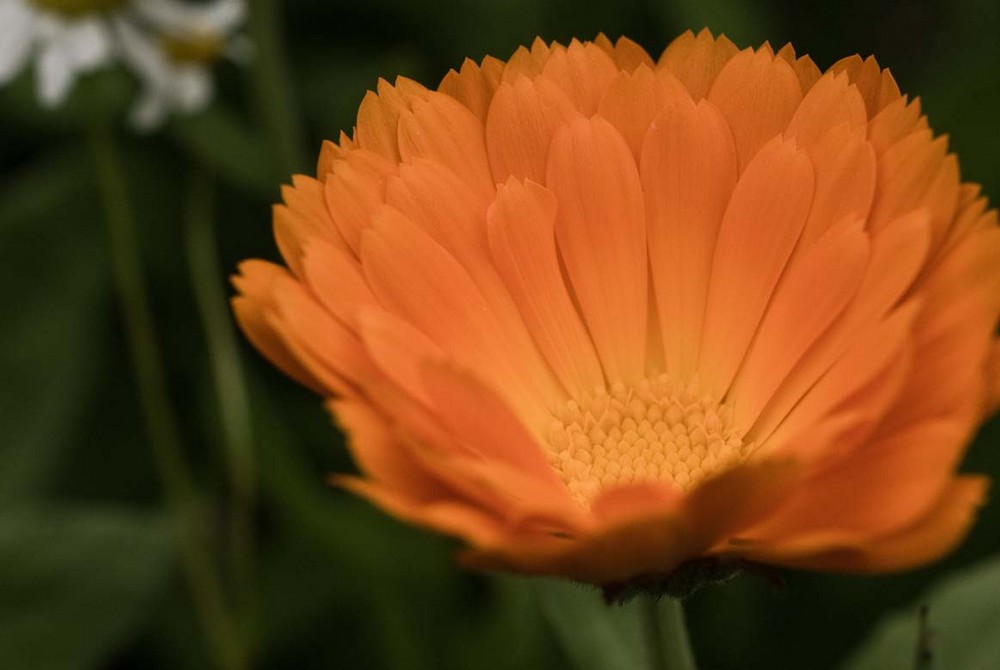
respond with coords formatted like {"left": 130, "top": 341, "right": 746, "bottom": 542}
{"left": 645, "top": 597, "right": 698, "bottom": 670}
{"left": 88, "top": 123, "right": 246, "bottom": 670}
{"left": 183, "top": 165, "right": 258, "bottom": 648}
{"left": 246, "top": 0, "right": 307, "bottom": 176}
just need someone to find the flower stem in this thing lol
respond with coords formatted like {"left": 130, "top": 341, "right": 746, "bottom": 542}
{"left": 88, "top": 123, "right": 245, "bottom": 670}
{"left": 645, "top": 597, "right": 698, "bottom": 670}
{"left": 183, "top": 165, "right": 258, "bottom": 645}
{"left": 245, "top": 0, "right": 307, "bottom": 176}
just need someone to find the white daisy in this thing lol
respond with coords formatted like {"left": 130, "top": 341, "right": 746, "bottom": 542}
{"left": 0, "top": 0, "right": 121, "bottom": 107}
{"left": 116, "top": 0, "right": 249, "bottom": 130}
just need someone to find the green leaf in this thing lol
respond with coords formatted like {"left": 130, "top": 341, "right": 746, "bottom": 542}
{"left": 448, "top": 576, "right": 562, "bottom": 670}
{"left": 170, "top": 105, "right": 280, "bottom": 197}
{"left": 0, "top": 508, "right": 172, "bottom": 670}
{"left": 842, "top": 556, "right": 1000, "bottom": 670}
{"left": 533, "top": 578, "right": 653, "bottom": 670}
{"left": 646, "top": 0, "right": 775, "bottom": 48}
{"left": 0, "top": 148, "right": 106, "bottom": 503}
{"left": 0, "top": 68, "right": 134, "bottom": 132}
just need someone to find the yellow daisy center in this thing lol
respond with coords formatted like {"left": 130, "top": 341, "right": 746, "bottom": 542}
{"left": 544, "top": 375, "right": 747, "bottom": 506}
{"left": 31, "top": 0, "right": 125, "bottom": 16}
{"left": 160, "top": 33, "right": 226, "bottom": 64}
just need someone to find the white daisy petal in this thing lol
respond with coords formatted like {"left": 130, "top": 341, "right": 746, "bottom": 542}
{"left": 129, "top": 87, "right": 168, "bottom": 131}
{"left": 62, "top": 18, "right": 113, "bottom": 72}
{"left": 202, "top": 0, "right": 245, "bottom": 31}
{"left": 134, "top": 0, "right": 245, "bottom": 36}
{"left": 174, "top": 66, "right": 211, "bottom": 112}
{"left": 225, "top": 34, "right": 253, "bottom": 64}
{"left": 37, "top": 41, "right": 74, "bottom": 106}
{"left": 117, "top": 0, "right": 247, "bottom": 127}
{"left": 0, "top": 2, "right": 36, "bottom": 84}
{"left": 115, "top": 15, "right": 164, "bottom": 79}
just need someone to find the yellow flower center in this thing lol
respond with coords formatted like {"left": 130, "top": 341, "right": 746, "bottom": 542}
{"left": 31, "top": 0, "right": 125, "bottom": 16}
{"left": 544, "top": 375, "right": 747, "bottom": 506}
{"left": 160, "top": 33, "right": 226, "bottom": 64}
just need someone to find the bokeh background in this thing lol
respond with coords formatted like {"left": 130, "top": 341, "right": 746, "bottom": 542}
{"left": 1, "top": 0, "right": 998, "bottom": 668}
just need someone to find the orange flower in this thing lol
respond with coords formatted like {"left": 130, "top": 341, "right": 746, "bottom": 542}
{"left": 233, "top": 30, "right": 1000, "bottom": 586}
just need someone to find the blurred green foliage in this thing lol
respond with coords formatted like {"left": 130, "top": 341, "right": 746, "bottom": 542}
{"left": 0, "top": 0, "right": 998, "bottom": 668}
{"left": 844, "top": 554, "right": 1000, "bottom": 670}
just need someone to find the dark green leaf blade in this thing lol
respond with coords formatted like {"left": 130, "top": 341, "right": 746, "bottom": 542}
{"left": 533, "top": 578, "right": 653, "bottom": 670}
{"left": 842, "top": 556, "right": 1000, "bottom": 670}
{"left": 0, "top": 508, "right": 172, "bottom": 670}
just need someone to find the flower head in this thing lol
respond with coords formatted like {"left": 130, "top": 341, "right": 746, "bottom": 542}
{"left": 116, "top": 0, "right": 248, "bottom": 129}
{"left": 233, "top": 30, "right": 1000, "bottom": 586}
{"left": 0, "top": 0, "right": 121, "bottom": 106}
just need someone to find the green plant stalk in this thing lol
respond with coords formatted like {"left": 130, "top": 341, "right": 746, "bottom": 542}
{"left": 88, "top": 123, "right": 245, "bottom": 670}
{"left": 183, "top": 165, "right": 258, "bottom": 644}
{"left": 646, "top": 597, "right": 698, "bottom": 670}
{"left": 246, "top": 0, "right": 308, "bottom": 176}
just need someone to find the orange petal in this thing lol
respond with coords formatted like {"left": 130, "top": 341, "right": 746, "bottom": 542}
{"left": 699, "top": 137, "right": 814, "bottom": 397}
{"left": 731, "top": 218, "right": 869, "bottom": 430}
{"left": 485, "top": 75, "right": 579, "bottom": 184}
{"left": 869, "top": 129, "right": 959, "bottom": 251}
{"left": 886, "top": 319, "right": 993, "bottom": 432}
{"left": 686, "top": 456, "right": 802, "bottom": 552}
{"left": 385, "top": 159, "right": 489, "bottom": 269}
{"left": 917, "top": 224, "right": 1000, "bottom": 351}
{"left": 547, "top": 117, "right": 648, "bottom": 384}
{"left": 540, "top": 39, "right": 618, "bottom": 115}
{"left": 385, "top": 159, "right": 565, "bottom": 403}
{"left": 760, "top": 300, "right": 919, "bottom": 452}
{"left": 323, "top": 149, "right": 396, "bottom": 255}
{"left": 316, "top": 137, "right": 349, "bottom": 180}
{"left": 744, "top": 476, "right": 988, "bottom": 572}
{"left": 750, "top": 211, "right": 931, "bottom": 441}
{"left": 331, "top": 399, "right": 446, "bottom": 500}
{"left": 301, "top": 238, "right": 378, "bottom": 329}
{"left": 337, "top": 472, "right": 520, "bottom": 549}
{"left": 487, "top": 178, "right": 604, "bottom": 397}
{"left": 597, "top": 64, "right": 692, "bottom": 159}
{"left": 421, "top": 361, "right": 571, "bottom": 493}
{"left": 590, "top": 481, "right": 682, "bottom": 524}
{"left": 231, "top": 262, "right": 325, "bottom": 394}
{"left": 639, "top": 97, "right": 737, "bottom": 380}
{"left": 775, "top": 43, "right": 821, "bottom": 93}
{"left": 264, "top": 269, "right": 381, "bottom": 394}
{"left": 785, "top": 72, "right": 867, "bottom": 149}
{"left": 827, "top": 55, "right": 901, "bottom": 117}
{"left": 274, "top": 176, "right": 351, "bottom": 276}
{"left": 357, "top": 308, "right": 445, "bottom": 406}
{"left": 462, "top": 457, "right": 801, "bottom": 583}
{"left": 342, "top": 371, "right": 580, "bottom": 531}
{"left": 868, "top": 96, "right": 927, "bottom": 156}
{"left": 986, "top": 339, "right": 1000, "bottom": 417}
{"left": 751, "top": 418, "right": 969, "bottom": 542}
{"left": 437, "top": 55, "right": 504, "bottom": 123}
{"left": 934, "top": 184, "right": 989, "bottom": 263}
{"left": 397, "top": 92, "right": 496, "bottom": 203}
{"left": 233, "top": 261, "right": 379, "bottom": 397}
{"left": 360, "top": 206, "right": 549, "bottom": 425}
{"left": 882, "top": 227, "right": 1000, "bottom": 430}
{"left": 708, "top": 48, "right": 803, "bottom": 171}
{"left": 355, "top": 77, "right": 430, "bottom": 162}
{"left": 502, "top": 37, "right": 557, "bottom": 82}
{"left": 594, "top": 33, "right": 654, "bottom": 73}
{"left": 657, "top": 28, "right": 739, "bottom": 100}
{"left": 465, "top": 484, "right": 690, "bottom": 583}
{"left": 796, "top": 123, "right": 876, "bottom": 249}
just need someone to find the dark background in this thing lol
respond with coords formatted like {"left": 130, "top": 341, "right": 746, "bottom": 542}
{"left": 1, "top": 0, "right": 998, "bottom": 668}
